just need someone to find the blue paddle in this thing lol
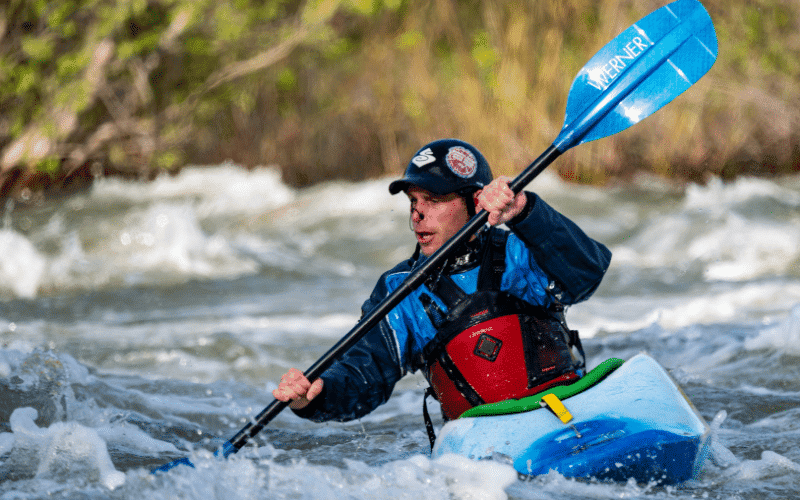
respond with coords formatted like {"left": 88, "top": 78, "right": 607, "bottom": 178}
{"left": 152, "top": 0, "right": 717, "bottom": 473}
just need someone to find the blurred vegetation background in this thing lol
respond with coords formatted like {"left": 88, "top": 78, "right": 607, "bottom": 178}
{"left": 1, "top": 0, "right": 798, "bottom": 199}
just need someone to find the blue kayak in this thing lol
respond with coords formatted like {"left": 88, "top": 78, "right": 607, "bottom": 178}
{"left": 430, "top": 353, "right": 711, "bottom": 484}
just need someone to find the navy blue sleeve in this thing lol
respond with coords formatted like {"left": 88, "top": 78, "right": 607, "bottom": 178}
{"left": 506, "top": 192, "right": 612, "bottom": 304}
{"left": 292, "top": 267, "right": 406, "bottom": 423}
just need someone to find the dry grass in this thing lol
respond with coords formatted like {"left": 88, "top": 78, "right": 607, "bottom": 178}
{"left": 249, "top": 0, "right": 799, "bottom": 187}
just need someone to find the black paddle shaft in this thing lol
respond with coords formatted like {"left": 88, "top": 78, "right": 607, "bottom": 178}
{"left": 224, "top": 145, "right": 562, "bottom": 454}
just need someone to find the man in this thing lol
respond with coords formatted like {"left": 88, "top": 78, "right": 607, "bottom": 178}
{"left": 273, "top": 139, "right": 611, "bottom": 430}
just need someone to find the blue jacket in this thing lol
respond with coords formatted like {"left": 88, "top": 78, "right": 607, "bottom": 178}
{"left": 294, "top": 192, "right": 612, "bottom": 422}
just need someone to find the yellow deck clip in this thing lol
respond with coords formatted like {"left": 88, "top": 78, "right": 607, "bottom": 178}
{"left": 540, "top": 393, "right": 573, "bottom": 424}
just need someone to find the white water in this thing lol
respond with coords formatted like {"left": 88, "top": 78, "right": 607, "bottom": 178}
{"left": 1, "top": 164, "right": 800, "bottom": 499}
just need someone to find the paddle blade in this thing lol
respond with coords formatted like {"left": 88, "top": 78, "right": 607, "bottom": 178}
{"left": 151, "top": 456, "right": 195, "bottom": 474}
{"left": 554, "top": 0, "right": 717, "bottom": 151}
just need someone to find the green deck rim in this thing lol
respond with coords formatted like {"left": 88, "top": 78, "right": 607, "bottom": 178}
{"left": 458, "top": 357, "right": 626, "bottom": 419}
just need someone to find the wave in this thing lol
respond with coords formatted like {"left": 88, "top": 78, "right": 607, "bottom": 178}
{"left": 1, "top": 165, "right": 799, "bottom": 320}
{"left": 745, "top": 303, "right": 800, "bottom": 355}
{"left": 0, "top": 165, "right": 409, "bottom": 299}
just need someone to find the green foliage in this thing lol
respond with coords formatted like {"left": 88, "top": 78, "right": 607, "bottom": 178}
{"left": 0, "top": 0, "right": 798, "bottom": 197}
{"left": 155, "top": 150, "right": 182, "bottom": 170}
{"left": 21, "top": 35, "right": 56, "bottom": 61}
{"left": 37, "top": 156, "right": 61, "bottom": 174}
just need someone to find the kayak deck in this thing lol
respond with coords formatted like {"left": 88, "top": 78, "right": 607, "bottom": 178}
{"left": 430, "top": 353, "right": 710, "bottom": 484}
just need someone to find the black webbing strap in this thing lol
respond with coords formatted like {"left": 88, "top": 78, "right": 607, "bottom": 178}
{"left": 424, "top": 273, "right": 467, "bottom": 311}
{"left": 436, "top": 350, "right": 484, "bottom": 408}
{"left": 569, "top": 328, "right": 587, "bottom": 371}
{"left": 419, "top": 293, "right": 446, "bottom": 328}
{"left": 422, "top": 387, "right": 438, "bottom": 451}
{"left": 423, "top": 229, "right": 507, "bottom": 309}
{"left": 476, "top": 229, "right": 508, "bottom": 291}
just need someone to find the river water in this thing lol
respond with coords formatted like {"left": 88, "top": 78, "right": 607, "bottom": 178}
{"left": 1, "top": 163, "right": 799, "bottom": 499}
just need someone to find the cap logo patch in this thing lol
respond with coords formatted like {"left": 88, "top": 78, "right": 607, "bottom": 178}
{"left": 411, "top": 148, "right": 436, "bottom": 168}
{"left": 446, "top": 146, "right": 477, "bottom": 178}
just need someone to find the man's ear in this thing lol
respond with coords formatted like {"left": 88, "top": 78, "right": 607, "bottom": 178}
{"left": 473, "top": 189, "right": 482, "bottom": 208}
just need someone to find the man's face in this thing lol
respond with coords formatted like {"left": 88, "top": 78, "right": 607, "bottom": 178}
{"left": 407, "top": 186, "right": 470, "bottom": 256}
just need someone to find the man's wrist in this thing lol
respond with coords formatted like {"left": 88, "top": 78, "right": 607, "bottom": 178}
{"left": 506, "top": 192, "right": 533, "bottom": 227}
{"left": 290, "top": 383, "right": 326, "bottom": 417}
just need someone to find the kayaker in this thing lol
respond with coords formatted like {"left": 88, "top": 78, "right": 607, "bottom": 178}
{"left": 273, "top": 139, "right": 611, "bottom": 436}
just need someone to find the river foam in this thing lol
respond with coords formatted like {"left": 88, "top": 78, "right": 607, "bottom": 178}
{"left": 2, "top": 166, "right": 800, "bottom": 499}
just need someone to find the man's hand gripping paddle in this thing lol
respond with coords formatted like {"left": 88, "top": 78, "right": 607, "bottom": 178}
{"left": 153, "top": 0, "right": 717, "bottom": 473}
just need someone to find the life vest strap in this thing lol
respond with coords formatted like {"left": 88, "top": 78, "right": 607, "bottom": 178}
{"left": 422, "top": 387, "right": 439, "bottom": 451}
{"left": 434, "top": 349, "right": 485, "bottom": 408}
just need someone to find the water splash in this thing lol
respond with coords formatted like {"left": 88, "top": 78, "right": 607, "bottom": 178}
{"left": 0, "top": 228, "right": 46, "bottom": 299}
{"left": 745, "top": 304, "right": 800, "bottom": 354}
{"left": 2, "top": 407, "right": 125, "bottom": 490}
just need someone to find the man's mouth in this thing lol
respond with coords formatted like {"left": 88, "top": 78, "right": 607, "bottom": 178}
{"left": 415, "top": 231, "right": 434, "bottom": 245}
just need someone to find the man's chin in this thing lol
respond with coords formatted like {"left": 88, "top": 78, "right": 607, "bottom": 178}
{"left": 420, "top": 242, "right": 444, "bottom": 256}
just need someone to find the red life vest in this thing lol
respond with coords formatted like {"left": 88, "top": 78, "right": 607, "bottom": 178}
{"left": 415, "top": 232, "right": 584, "bottom": 421}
